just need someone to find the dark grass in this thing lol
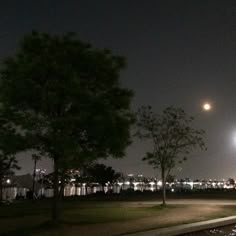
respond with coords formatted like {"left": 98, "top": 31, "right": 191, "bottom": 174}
{"left": 0, "top": 221, "right": 59, "bottom": 236}
{"left": 0, "top": 198, "right": 179, "bottom": 236}
{"left": 2, "top": 190, "right": 236, "bottom": 236}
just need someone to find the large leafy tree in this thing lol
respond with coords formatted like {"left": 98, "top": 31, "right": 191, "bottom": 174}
{"left": 136, "top": 106, "right": 206, "bottom": 205}
{"left": 0, "top": 31, "right": 134, "bottom": 222}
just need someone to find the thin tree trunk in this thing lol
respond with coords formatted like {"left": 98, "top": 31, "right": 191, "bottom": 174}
{"left": 161, "top": 167, "right": 166, "bottom": 206}
{"left": 75, "top": 183, "right": 78, "bottom": 196}
{"left": 0, "top": 174, "right": 3, "bottom": 203}
{"left": 59, "top": 173, "right": 65, "bottom": 199}
{"left": 0, "top": 163, "right": 3, "bottom": 203}
{"left": 52, "top": 158, "right": 60, "bottom": 224}
{"left": 32, "top": 158, "right": 37, "bottom": 199}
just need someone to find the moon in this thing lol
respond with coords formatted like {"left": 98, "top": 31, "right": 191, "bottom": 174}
{"left": 203, "top": 103, "right": 211, "bottom": 111}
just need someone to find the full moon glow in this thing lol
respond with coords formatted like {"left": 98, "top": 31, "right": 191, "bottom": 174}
{"left": 203, "top": 103, "right": 211, "bottom": 111}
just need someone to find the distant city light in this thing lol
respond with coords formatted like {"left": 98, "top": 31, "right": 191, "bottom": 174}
{"left": 6, "top": 179, "right": 11, "bottom": 184}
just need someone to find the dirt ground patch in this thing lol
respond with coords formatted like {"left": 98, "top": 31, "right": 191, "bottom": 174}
{"left": 34, "top": 204, "right": 230, "bottom": 236}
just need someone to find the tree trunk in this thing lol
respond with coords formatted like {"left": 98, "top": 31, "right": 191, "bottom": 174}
{"left": 52, "top": 158, "right": 60, "bottom": 224}
{"left": 0, "top": 163, "right": 3, "bottom": 203}
{"left": 0, "top": 174, "right": 3, "bottom": 203}
{"left": 59, "top": 173, "right": 65, "bottom": 200}
{"left": 75, "top": 183, "right": 78, "bottom": 196}
{"left": 161, "top": 167, "right": 166, "bottom": 206}
{"left": 32, "top": 158, "right": 37, "bottom": 199}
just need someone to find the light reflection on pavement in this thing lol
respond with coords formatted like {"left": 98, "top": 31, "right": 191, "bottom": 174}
{"left": 182, "top": 224, "right": 236, "bottom": 236}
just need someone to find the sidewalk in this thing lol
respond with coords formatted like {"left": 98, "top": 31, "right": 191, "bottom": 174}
{"left": 123, "top": 216, "right": 236, "bottom": 236}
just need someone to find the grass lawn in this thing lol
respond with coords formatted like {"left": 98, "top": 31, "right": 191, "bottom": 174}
{"left": 1, "top": 197, "right": 236, "bottom": 236}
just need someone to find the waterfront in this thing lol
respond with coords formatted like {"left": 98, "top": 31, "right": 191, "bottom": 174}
{"left": 2, "top": 173, "right": 235, "bottom": 200}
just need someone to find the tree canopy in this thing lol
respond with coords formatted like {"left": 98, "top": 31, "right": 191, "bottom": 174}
{"left": 0, "top": 31, "right": 134, "bottom": 221}
{"left": 87, "top": 163, "right": 121, "bottom": 191}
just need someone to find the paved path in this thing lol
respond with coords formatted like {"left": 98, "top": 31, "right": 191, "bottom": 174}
{"left": 122, "top": 216, "right": 236, "bottom": 236}
{"left": 124, "top": 199, "right": 236, "bottom": 206}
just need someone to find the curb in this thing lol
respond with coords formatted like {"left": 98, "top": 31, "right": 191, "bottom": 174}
{"left": 122, "top": 216, "right": 236, "bottom": 236}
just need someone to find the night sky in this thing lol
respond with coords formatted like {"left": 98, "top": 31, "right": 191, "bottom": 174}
{"left": 2, "top": 1, "right": 236, "bottom": 180}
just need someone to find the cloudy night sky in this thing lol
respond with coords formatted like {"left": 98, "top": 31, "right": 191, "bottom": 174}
{"left": 1, "top": 1, "right": 236, "bottom": 180}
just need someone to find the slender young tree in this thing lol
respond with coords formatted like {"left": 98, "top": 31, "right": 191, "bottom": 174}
{"left": 0, "top": 31, "right": 134, "bottom": 222}
{"left": 136, "top": 106, "right": 206, "bottom": 205}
